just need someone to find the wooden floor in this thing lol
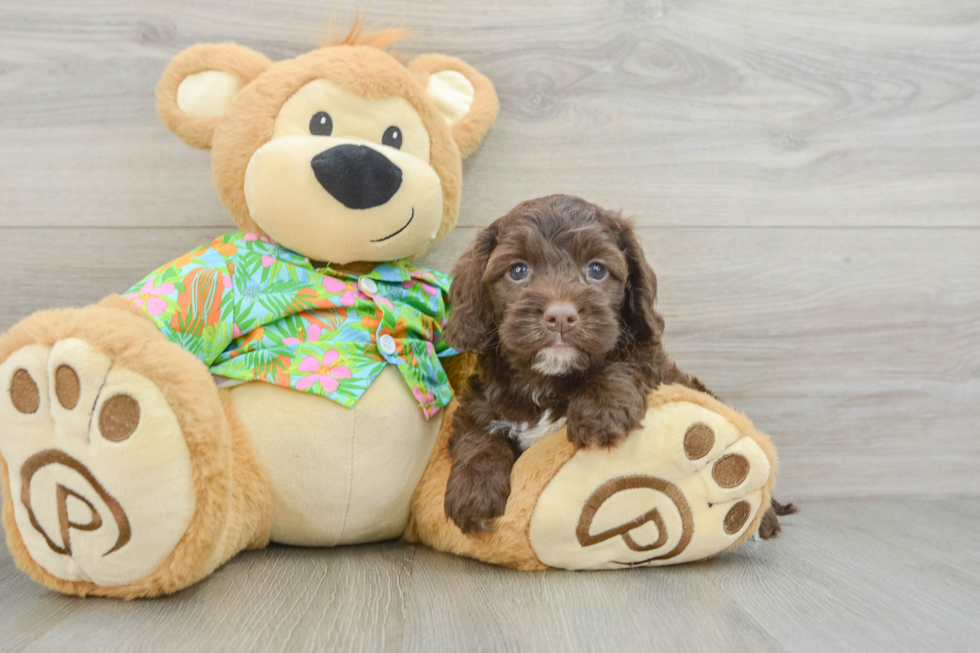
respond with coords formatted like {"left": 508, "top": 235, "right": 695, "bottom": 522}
{"left": 2, "top": 500, "right": 978, "bottom": 652}
{"left": 0, "top": 0, "right": 977, "bottom": 651}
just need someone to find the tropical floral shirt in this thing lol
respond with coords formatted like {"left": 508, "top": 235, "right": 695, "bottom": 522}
{"left": 124, "top": 232, "right": 456, "bottom": 418}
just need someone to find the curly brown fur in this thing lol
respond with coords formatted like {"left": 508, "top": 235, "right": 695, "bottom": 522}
{"left": 758, "top": 506, "right": 783, "bottom": 540}
{"left": 757, "top": 497, "right": 800, "bottom": 540}
{"left": 772, "top": 498, "right": 798, "bottom": 516}
{"left": 442, "top": 195, "right": 707, "bottom": 534}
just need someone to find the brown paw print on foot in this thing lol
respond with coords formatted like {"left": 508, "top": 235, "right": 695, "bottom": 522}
{"left": 575, "top": 475, "right": 695, "bottom": 565}
{"left": 529, "top": 400, "right": 772, "bottom": 569}
{"left": 684, "top": 422, "right": 755, "bottom": 535}
{"left": 0, "top": 338, "right": 195, "bottom": 586}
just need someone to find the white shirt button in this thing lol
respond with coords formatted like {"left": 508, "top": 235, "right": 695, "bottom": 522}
{"left": 378, "top": 334, "right": 397, "bottom": 356}
{"left": 358, "top": 277, "right": 378, "bottom": 295}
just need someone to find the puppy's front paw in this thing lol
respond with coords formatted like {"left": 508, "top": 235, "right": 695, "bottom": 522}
{"left": 444, "top": 465, "right": 510, "bottom": 534}
{"left": 567, "top": 400, "right": 643, "bottom": 449}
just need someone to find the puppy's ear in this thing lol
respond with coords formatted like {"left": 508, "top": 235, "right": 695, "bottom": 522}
{"left": 444, "top": 225, "right": 499, "bottom": 352}
{"left": 615, "top": 218, "right": 665, "bottom": 344}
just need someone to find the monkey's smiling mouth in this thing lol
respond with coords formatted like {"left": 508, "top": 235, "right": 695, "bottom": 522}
{"left": 371, "top": 208, "right": 414, "bottom": 243}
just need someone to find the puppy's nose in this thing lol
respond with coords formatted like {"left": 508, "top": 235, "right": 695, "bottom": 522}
{"left": 544, "top": 303, "right": 579, "bottom": 334}
{"left": 311, "top": 144, "right": 402, "bottom": 210}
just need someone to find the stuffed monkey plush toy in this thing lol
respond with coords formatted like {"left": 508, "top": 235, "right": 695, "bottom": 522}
{"left": 0, "top": 26, "right": 778, "bottom": 598}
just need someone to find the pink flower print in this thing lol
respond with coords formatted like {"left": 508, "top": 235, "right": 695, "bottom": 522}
{"left": 125, "top": 280, "right": 174, "bottom": 316}
{"left": 412, "top": 386, "right": 439, "bottom": 417}
{"left": 413, "top": 386, "right": 435, "bottom": 405}
{"left": 296, "top": 350, "right": 352, "bottom": 393}
{"left": 282, "top": 324, "right": 322, "bottom": 346}
{"left": 240, "top": 232, "right": 276, "bottom": 244}
{"left": 405, "top": 279, "right": 439, "bottom": 297}
{"left": 261, "top": 255, "right": 276, "bottom": 268}
{"left": 322, "top": 276, "right": 357, "bottom": 305}
{"left": 232, "top": 324, "right": 243, "bottom": 338}
{"left": 222, "top": 275, "right": 233, "bottom": 289}
{"left": 322, "top": 276, "right": 346, "bottom": 293}
{"left": 374, "top": 295, "right": 395, "bottom": 311}
{"left": 425, "top": 341, "right": 436, "bottom": 357}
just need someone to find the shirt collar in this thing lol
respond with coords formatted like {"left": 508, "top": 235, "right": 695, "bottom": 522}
{"left": 235, "top": 234, "right": 436, "bottom": 286}
{"left": 310, "top": 259, "right": 416, "bottom": 284}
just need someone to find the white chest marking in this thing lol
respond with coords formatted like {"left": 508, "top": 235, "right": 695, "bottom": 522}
{"left": 489, "top": 410, "right": 567, "bottom": 451}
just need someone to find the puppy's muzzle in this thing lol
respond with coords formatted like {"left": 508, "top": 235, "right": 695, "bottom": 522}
{"left": 311, "top": 144, "right": 403, "bottom": 210}
{"left": 544, "top": 302, "right": 579, "bottom": 335}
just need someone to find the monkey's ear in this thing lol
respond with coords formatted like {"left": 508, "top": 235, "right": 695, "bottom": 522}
{"left": 157, "top": 43, "right": 271, "bottom": 150}
{"left": 409, "top": 54, "right": 499, "bottom": 159}
{"left": 443, "top": 225, "right": 499, "bottom": 353}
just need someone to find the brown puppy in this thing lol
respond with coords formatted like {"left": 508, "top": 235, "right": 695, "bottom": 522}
{"left": 442, "top": 194, "right": 710, "bottom": 534}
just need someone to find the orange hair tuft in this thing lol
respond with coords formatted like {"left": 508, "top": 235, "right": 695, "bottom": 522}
{"left": 320, "top": 10, "right": 412, "bottom": 53}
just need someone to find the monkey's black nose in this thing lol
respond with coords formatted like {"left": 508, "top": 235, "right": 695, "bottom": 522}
{"left": 311, "top": 145, "right": 402, "bottom": 210}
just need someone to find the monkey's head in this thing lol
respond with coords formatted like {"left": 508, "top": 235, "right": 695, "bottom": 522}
{"left": 157, "top": 26, "right": 498, "bottom": 264}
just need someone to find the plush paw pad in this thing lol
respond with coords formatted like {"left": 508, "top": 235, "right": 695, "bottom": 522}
{"left": 0, "top": 339, "right": 195, "bottom": 587}
{"left": 528, "top": 400, "right": 770, "bottom": 569}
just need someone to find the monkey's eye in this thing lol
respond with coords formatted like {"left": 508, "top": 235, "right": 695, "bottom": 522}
{"left": 310, "top": 112, "right": 333, "bottom": 136}
{"left": 586, "top": 261, "right": 607, "bottom": 280}
{"left": 508, "top": 262, "right": 530, "bottom": 281}
{"left": 382, "top": 126, "right": 403, "bottom": 149}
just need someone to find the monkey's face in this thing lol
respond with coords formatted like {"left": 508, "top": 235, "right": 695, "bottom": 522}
{"left": 160, "top": 41, "right": 498, "bottom": 265}
{"left": 244, "top": 78, "right": 445, "bottom": 264}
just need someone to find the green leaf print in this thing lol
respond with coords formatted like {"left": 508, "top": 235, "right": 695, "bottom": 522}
{"left": 123, "top": 233, "right": 457, "bottom": 419}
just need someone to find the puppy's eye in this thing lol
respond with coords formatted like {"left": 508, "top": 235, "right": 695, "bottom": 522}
{"left": 382, "top": 126, "right": 403, "bottom": 149}
{"left": 586, "top": 261, "right": 607, "bottom": 280}
{"left": 310, "top": 112, "right": 333, "bottom": 136}
{"left": 509, "top": 262, "right": 530, "bottom": 281}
